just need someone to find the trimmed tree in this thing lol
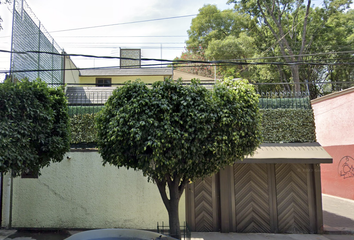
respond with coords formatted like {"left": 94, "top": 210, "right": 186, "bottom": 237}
{"left": 96, "top": 78, "right": 262, "bottom": 239}
{"left": 0, "top": 79, "right": 70, "bottom": 176}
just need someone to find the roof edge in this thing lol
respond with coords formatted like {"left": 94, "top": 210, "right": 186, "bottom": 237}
{"left": 311, "top": 86, "right": 354, "bottom": 104}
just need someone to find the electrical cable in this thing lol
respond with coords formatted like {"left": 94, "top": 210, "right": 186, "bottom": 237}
{"left": 1, "top": 49, "right": 354, "bottom": 75}
{"left": 50, "top": 14, "right": 197, "bottom": 33}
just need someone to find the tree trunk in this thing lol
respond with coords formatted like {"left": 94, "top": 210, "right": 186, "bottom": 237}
{"left": 291, "top": 65, "right": 301, "bottom": 93}
{"left": 156, "top": 176, "right": 188, "bottom": 240}
{"left": 168, "top": 193, "right": 181, "bottom": 239}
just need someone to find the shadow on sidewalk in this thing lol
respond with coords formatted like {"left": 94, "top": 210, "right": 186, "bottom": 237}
{"left": 6, "top": 229, "right": 71, "bottom": 240}
{"left": 323, "top": 210, "right": 354, "bottom": 234}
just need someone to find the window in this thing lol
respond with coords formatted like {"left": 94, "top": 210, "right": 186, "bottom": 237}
{"left": 21, "top": 170, "right": 39, "bottom": 179}
{"left": 96, "top": 78, "right": 112, "bottom": 87}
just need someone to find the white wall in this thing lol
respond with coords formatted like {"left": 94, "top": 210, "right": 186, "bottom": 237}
{"left": 3, "top": 151, "right": 185, "bottom": 229}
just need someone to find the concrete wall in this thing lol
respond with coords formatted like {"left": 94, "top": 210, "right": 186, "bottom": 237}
{"left": 2, "top": 151, "right": 185, "bottom": 229}
{"left": 321, "top": 145, "right": 354, "bottom": 200}
{"left": 312, "top": 87, "right": 354, "bottom": 200}
{"left": 312, "top": 88, "right": 354, "bottom": 147}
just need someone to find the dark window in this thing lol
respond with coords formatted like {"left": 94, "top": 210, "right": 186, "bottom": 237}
{"left": 96, "top": 78, "right": 112, "bottom": 87}
{"left": 21, "top": 170, "right": 39, "bottom": 179}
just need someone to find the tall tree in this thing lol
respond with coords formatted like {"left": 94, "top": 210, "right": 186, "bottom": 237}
{"left": 229, "top": 0, "right": 353, "bottom": 92}
{"left": 233, "top": 0, "right": 313, "bottom": 92}
{"left": 96, "top": 79, "right": 262, "bottom": 239}
{"left": 186, "top": 4, "right": 256, "bottom": 79}
{"left": 184, "top": 1, "right": 353, "bottom": 94}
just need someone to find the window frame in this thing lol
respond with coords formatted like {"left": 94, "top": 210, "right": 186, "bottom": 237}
{"left": 96, "top": 78, "right": 112, "bottom": 87}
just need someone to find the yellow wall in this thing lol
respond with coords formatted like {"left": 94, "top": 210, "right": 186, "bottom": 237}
{"left": 64, "top": 57, "right": 80, "bottom": 84}
{"left": 4, "top": 151, "right": 185, "bottom": 229}
{"left": 79, "top": 76, "right": 166, "bottom": 85}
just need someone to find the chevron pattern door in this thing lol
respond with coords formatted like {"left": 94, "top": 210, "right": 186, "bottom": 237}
{"left": 275, "top": 163, "right": 311, "bottom": 233}
{"left": 233, "top": 164, "right": 271, "bottom": 233}
{"left": 185, "top": 174, "right": 220, "bottom": 232}
{"left": 186, "top": 163, "right": 320, "bottom": 234}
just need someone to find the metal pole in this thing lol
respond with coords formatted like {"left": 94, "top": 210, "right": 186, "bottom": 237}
{"left": 62, "top": 51, "right": 66, "bottom": 85}
{"left": 214, "top": 65, "right": 216, "bottom": 83}
{"left": 9, "top": 0, "right": 17, "bottom": 83}
{"left": 160, "top": 44, "right": 162, "bottom": 68}
{"left": 52, "top": 39, "right": 54, "bottom": 86}
{"left": 37, "top": 21, "right": 41, "bottom": 79}
{"left": 3, "top": 172, "right": 13, "bottom": 229}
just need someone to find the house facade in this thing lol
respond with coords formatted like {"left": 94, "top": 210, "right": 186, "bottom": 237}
{"left": 311, "top": 87, "right": 354, "bottom": 200}
{"left": 1, "top": 71, "right": 333, "bottom": 234}
{"left": 63, "top": 50, "right": 173, "bottom": 87}
{"left": 77, "top": 68, "right": 173, "bottom": 86}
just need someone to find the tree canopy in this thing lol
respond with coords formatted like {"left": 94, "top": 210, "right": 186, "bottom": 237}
{"left": 0, "top": 79, "right": 71, "bottom": 176}
{"left": 96, "top": 78, "right": 262, "bottom": 239}
{"left": 180, "top": 0, "right": 354, "bottom": 95}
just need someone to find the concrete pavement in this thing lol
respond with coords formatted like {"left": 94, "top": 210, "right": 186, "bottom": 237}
{"left": 1, "top": 231, "right": 354, "bottom": 240}
{"left": 191, "top": 232, "right": 354, "bottom": 240}
{"left": 322, "top": 194, "right": 354, "bottom": 233}
{"left": 0, "top": 194, "right": 353, "bottom": 240}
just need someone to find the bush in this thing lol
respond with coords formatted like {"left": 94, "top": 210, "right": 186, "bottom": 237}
{"left": 68, "top": 108, "right": 317, "bottom": 145}
{"left": 70, "top": 114, "right": 96, "bottom": 144}
{"left": 68, "top": 106, "right": 104, "bottom": 117}
{"left": 261, "top": 109, "right": 316, "bottom": 143}
{"left": 0, "top": 79, "right": 70, "bottom": 175}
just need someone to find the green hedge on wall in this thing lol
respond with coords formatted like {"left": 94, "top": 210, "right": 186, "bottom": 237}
{"left": 70, "top": 114, "right": 96, "bottom": 144}
{"left": 68, "top": 97, "right": 311, "bottom": 117}
{"left": 68, "top": 106, "right": 103, "bottom": 117}
{"left": 261, "top": 109, "right": 316, "bottom": 143}
{"left": 69, "top": 109, "right": 316, "bottom": 145}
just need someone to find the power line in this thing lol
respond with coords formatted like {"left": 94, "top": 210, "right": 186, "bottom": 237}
{"left": 50, "top": 14, "right": 197, "bottom": 33}
{"left": 3, "top": 49, "right": 354, "bottom": 63}
{"left": 2, "top": 49, "right": 354, "bottom": 75}
{"left": 54, "top": 35, "right": 189, "bottom": 38}
{"left": 0, "top": 34, "right": 189, "bottom": 39}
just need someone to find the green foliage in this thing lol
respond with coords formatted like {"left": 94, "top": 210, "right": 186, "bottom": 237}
{"left": 69, "top": 107, "right": 316, "bottom": 144}
{"left": 183, "top": 1, "right": 354, "bottom": 94}
{"left": 68, "top": 106, "right": 104, "bottom": 117}
{"left": 95, "top": 78, "right": 262, "bottom": 238}
{"left": 261, "top": 109, "right": 316, "bottom": 143}
{"left": 70, "top": 114, "right": 96, "bottom": 144}
{"left": 0, "top": 79, "right": 70, "bottom": 176}
{"left": 96, "top": 79, "right": 262, "bottom": 181}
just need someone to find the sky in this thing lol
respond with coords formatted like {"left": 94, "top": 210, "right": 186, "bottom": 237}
{"left": 0, "top": 0, "right": 352, "bottom": 81}
{"left": 0, "top": 0, "right": 231, "bottom": 80}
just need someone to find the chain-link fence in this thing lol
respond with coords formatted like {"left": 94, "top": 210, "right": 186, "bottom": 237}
{"left": 10, "top": 0, "right": 63, "bottom": 85}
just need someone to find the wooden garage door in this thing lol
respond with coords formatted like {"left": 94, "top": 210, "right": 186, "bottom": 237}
{"left": 275, "top": 163, "right": 311, "bottom": 233}
{"left": 233, "top": 164, "right": 271, "bottom": 233}
{"left": 186, "top": 163, "right": 319, "bottom": 233}
{"left": 185, "top": 174, "right": 220, "bottom": 232}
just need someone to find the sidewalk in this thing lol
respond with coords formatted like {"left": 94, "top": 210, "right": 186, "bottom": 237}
{"left": 192, "top": 232, "right": 354, "bottom": 240}
{"left": 322, "top": 194, "right": 354, "bottom": 233}
{"left": 0, "top": 194, "right": 353, "bottom": 240}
